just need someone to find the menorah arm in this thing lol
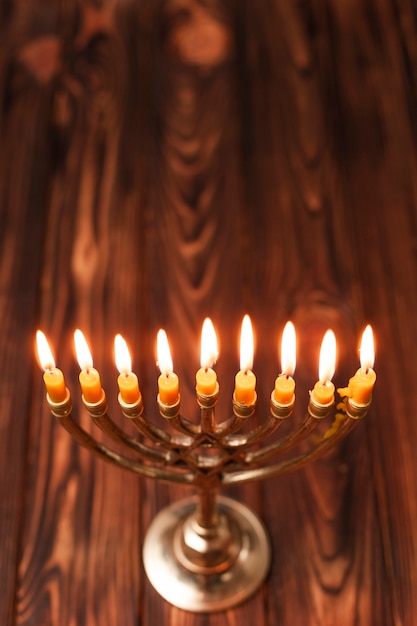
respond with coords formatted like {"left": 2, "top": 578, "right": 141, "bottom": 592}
{"left": 87, "top": 406, "right": 173, "bottom": 463}
{"left": 117, "top": 395, "right": 196, "bottom": 449}
{"left": 243, "top": 412, "right": 317, "bottom": 463}
{"left": 222, "top": 412, "right": 357, "bottom": 486}
{"left": 130, "top": 414, "right": 194, "bottom": 448}
{"left": 222, "top": 414, "right": 285, "bottom": 449}
{"left": 48, "top": 396, "right": 195, "bottom": 484}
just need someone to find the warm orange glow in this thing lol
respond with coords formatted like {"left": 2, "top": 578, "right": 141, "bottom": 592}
{"left": 36, "top": 330, "right": 55, "bottom": 371}
{"left": 337, "top": 325, "right": 376, "bottom": 405}
{"left": 240, "top": 314, "right": 254, "bottom": 372}
{"left": 74, "top": 329, "right": 103, "bottom": 403}
{"left": 234, "top": 315, "right": 256, "bottom": 405}
{"left": 196, "top": 318, "right": 218, "bottom": 396}
{"left": 74, "top": 329, "right": 93, "bottom": 371}
{"left": 114, "top": 334, "right": 132, "bottom": 374}
{"left": 360, "top": 325, "right": 375, "bottom": 370}
{"left": 157, "top": 329, "right": 173, "bottom": 374}
{"left": 319, "top": 329, "right": 336, "bottom": 383}
{"left": 114, "top": 334, "right": 140, "bottom": 404}
{"left": 156, "top": 329, "right": 179, "bottom": 406}
{"left": 200, "top": 318, "right": 218, "bottom": 369}
{"left": 36, "top": 330, "right": 68, "bottom": 404}
{"left": 281, "top": 321, "right": 296, "bottom": 376}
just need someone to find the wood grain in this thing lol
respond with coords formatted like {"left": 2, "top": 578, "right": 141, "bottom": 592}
{"left": 1, "top": 0, "right": 417, "bottom": 624}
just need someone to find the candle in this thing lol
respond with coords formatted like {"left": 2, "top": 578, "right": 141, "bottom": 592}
{"left": 157, "top": 329, "right": 179, "bottom": 406}
{"left": 114, "top": 334, "right": 141, "bottom": 404}
{"left": 234, "top": 315, "right": 256, "bottom": 405}
{"left": 196, "top": 318, "right": 218, "bottom": 396}
{"left": 311, "top": 329, "right": 336, "bottom": 405}
{"left": 274, "top": 321, "right": 296, "bottom": 405}
{"left": 339, "top": 325, "right": 376, "bottom": 405}
{"left": 36, "top": 330, "right": 68, "bottom": 403}
{"left": 74, "top": 329, "right": 103, "bottom": 404}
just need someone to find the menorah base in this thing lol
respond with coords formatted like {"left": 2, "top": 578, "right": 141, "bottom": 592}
{"left": 143, "top": 495, "right": 270, "bottom": 612}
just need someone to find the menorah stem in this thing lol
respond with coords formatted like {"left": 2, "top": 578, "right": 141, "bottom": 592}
{"left": 196, "top": 488, "right": 218, "bottom": 529}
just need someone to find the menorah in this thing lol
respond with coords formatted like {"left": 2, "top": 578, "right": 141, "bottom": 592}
{"left": 36, "top": 318, "right": 376, "bottom": 612}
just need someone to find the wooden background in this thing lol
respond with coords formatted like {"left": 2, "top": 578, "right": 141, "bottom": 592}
{"left": 1, "top": 0, "right": 417, "bottom": 624}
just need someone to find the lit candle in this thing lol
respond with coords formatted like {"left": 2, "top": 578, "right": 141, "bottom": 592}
{"left": 339, "top": 325, "right": 376, "bottom": 405}
{"left": 114, "top": 334, "right": 141, "bottom": 404}
{"left": 311, "top": 329, "right": 336, "bottom": 405}
{"left": 36, "top": 330, "right": 68, "bottom": 403}
{"left": 74, "top": 329, "right": 103, "bottom": 404}
{"left": 273, "top": 321, "right": 296, "bottom": 405}
{"left": 196, "top": 318, "right": 218, "bottom": 396}
{"left": 234, "top": 315, "right": 256, "bottom": 405}
{"left": 157, "top": 329, "right": 179, "bottom": 406}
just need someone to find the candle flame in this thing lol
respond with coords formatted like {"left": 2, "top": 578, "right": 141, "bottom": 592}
{"left": 319, "top": 329, "right": 336, "bottom": 383}
{"left": 200, "top": 318, "right": 218, "bottom": 369}
{"left": 36, "top": 330, "right": 55, "bottom": 371}
{"left": 74, "top": 329, "right": 94, "bottom": 371}
{"left": 240, "top": 314, "right": 254, "bottom": 372}
{"left": 114, "top": 334, "right": 132, "bottom": 375}
{"left": 360, "top": 324, "right": 375, "bottom": 370}
{"left": 281, "top": 321, "right": 296, "bottom": 376}
{"left": 157, "top": 329, "right": 173, "bottom": 374}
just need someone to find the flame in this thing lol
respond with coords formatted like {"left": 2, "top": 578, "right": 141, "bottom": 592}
{"left": 114, "top": 334, "right": 132, "bottom": 374}
{"left": 74, "top": 329, "right": 93, "bottom": 371}
{"left": 240, "top": 314, "right": 254, "bottom": 372}
{"left": 360, "top": 324, "right": 375, "bottom": 370}
{"left": 36, "top": 330, "right": 55, "bottom": 371}
{"left": 319, "top": 329, "right": 336, "bottom": 383}
{"left": 157, "top": 329, "right": 173, "bottom": 374}
{"left": 200, "top": 318, "right": 218, "bottom": 369}
{"left": 281, "top": 321, "right": 296, "bottom": 376}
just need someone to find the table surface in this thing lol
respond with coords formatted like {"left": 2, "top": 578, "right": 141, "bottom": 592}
{"left": 1, "top": 1, "right": 417, "bottom": 624}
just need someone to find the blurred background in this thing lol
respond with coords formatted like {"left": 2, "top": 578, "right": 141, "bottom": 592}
{"left": 1, "top": 0, "right": 417, "bottom": 624}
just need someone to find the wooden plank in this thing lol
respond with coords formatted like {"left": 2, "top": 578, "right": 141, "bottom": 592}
{"left": 0, "top": 86, "right": 51, "bottom": 624}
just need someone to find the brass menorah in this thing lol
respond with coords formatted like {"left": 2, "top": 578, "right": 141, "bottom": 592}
{"left": 36, "top": 319, "right": 376, "bottom": 612}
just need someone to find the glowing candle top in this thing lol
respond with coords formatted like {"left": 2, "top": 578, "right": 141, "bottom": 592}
{"left": 114, "top": 333, "right": 132, "bottom": 374}
{"left": 157, "top": 329, "right": 173, "bottom": 374}
{"left": 157, "top": 329, "right": 179, "bottom": 406}
{"left": 196, "top": 318, "right": 218, "bottom": 397}
{"left": 36, "top": 329, "right": 56, "bottom": 371}
{"left": 310, "top": 329, "right": 337, "bottom": 407}
{"left": 36, "top": 330, "right": 68, "bottom": 404}
{"left": 114, "top": 333, "right": 141, "bottom": 405}
{"left": 74, "top": 329, "right": 94, "bottom": 371}
{"left": 240, "top": 314, "right": 254, "bottom": 372}
{"left": 281, "top": 321, "right": 296, "bottom": 376}
{"left": 273, "top": 321, "right": 296, "bottom": 407}
{"left": 200, "top": 317, "right": 218, "bottom": 369}
{"left": 319, "top": 329, "right": 336, "bottom": 383}
{"left": 234, "top": 315, "right": 256, "bottom": 406}
{"left": 74, "top": 329, "right": 103, "bottom": 404}
{"left": 360, "top": 324, "right": 375, "bottom": 371}
{"left": 337, "top": 325, "right": 376, "bottom": 406}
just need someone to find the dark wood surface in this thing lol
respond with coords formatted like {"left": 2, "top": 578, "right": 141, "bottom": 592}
{"left": 1, "top": 0, "right": 417, "bottom": 624}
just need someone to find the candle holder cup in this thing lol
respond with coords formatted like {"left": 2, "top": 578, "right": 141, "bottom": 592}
{"left": 44, "top": 382, "right": 370, "bottom": 612}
